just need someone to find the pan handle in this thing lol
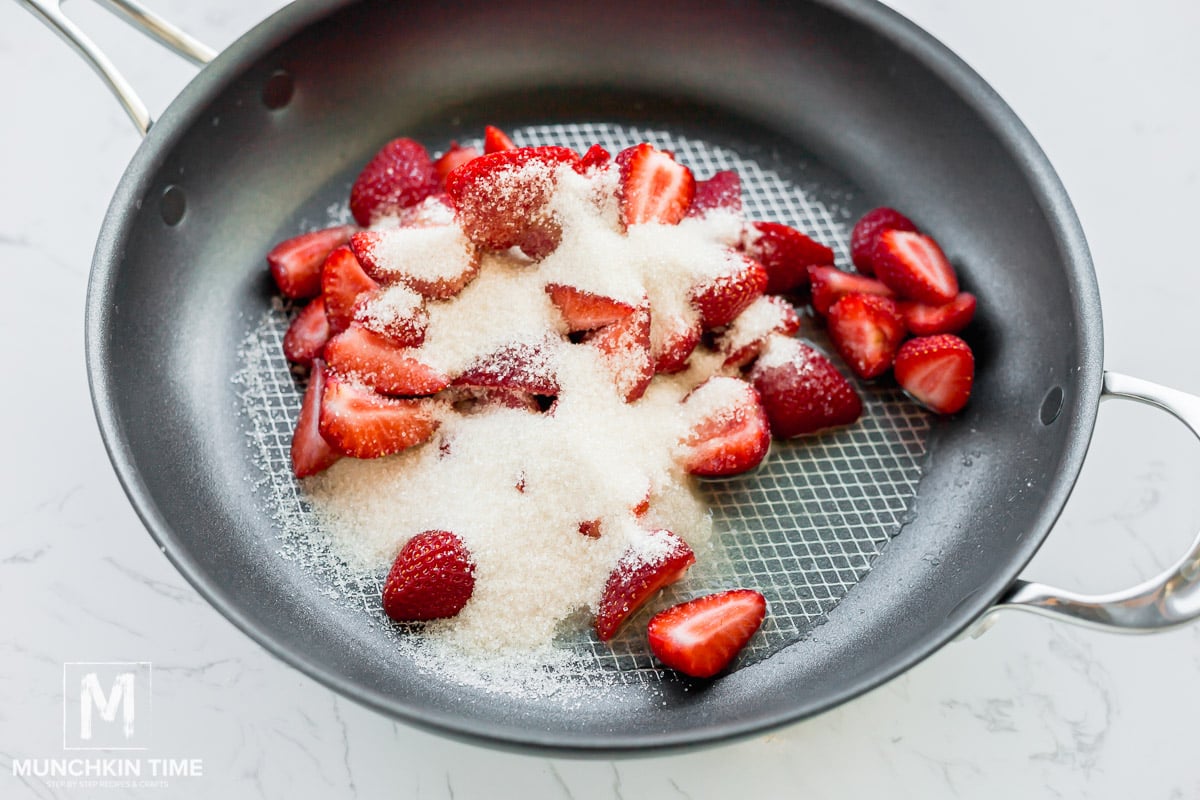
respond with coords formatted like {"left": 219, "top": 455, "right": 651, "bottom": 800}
{"left": 17, "top": 0, "right": 216, "bottom": 137}
{"left": 971, "top": 371, "right": 1200, "bottom": 636}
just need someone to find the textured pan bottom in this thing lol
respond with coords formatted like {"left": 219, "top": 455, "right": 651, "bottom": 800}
{"left": 235, "top": 123, "right": 932, "bottom": 693}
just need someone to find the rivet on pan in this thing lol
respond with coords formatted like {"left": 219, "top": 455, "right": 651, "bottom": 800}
{"left": 262, "top": 69, "right": 294, "bottom": 110}
{"left": 1040, "top": 385, "right": 1064, "bottom": 425}
{"left": 160, "top": 185, "right": 186, "bottom": 226}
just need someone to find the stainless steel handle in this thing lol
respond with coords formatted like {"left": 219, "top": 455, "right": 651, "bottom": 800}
{"left": 17, "top": 0, "right": 216, "bottom": 137}
{"left": 972, "top": 371, "right": 1200, "bottom": 636}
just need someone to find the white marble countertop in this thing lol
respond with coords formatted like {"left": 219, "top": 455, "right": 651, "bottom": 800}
{"left": 3, "top": 1, "right": 1199, "bottom": 797}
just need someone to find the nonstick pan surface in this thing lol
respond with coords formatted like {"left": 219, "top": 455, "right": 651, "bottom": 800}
{"left": 87, "top": 0, "right": 1102, "bottom": 752}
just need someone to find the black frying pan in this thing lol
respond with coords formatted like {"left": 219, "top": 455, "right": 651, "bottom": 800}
{"left": 28, "top": 0, "right": 1200, "bottom": 754}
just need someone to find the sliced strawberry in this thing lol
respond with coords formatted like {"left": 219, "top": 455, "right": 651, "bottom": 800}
{"left": 807, "top": 264, "right": 894, "bottom": 316}
{"left": 382, "top": 530, "right": 475, "bottom": 621}
{"left": 454, "top": 342, "right": 559, "bottom": 395}
{"left": 267, "top": 225, "right": 356, "bottom": 299}
{"left": 321, "top": 246, "right": 380, "bottom": 334}
{"left": 617, "top": 143, "right": 695, "bottom": 226}
{"left": 483, "top": 125, "right": 516, "bottom": 153}
{"left": 324, "top": 325, "right": 450, "bottom": 396}
{"left": 350, "top": 228, "right": 480, "bottom": 300}
{"left": 750, "top": 335, "right": 862, "bottom": 437}
{"left": 850, "top": 207, "right": 918, "bottom": 276}
{"left": 578, "top": 520, "right": 602, "bottom": 539}
{"left": 687, "top": 170, "right": 742, "bottom": 218}
{"left": 740, "top": 221, "right": 834, "bottom": 294}
{"left": 897, "top": 292, "right": 976, "bottom": 336}
{"left": 350, "top": 138, "right": 441, "bottom": 226}
{"left": 679, "top": 376, "right": 771, "bottom": 477}
{"left": 444, "top": 146, "right": 578, "bottom": 254}
{"left": 595, "top": 530, "right": 696, "bottom": 641}
{"left": 873, "top": 230, "right": 958, "bottom": 305}
{"left": 716, "top": 295, "right": 801, "bottom": 369}
{"left": 651, "top": 313, "right": 702, "bottom": 374}
{"left": 290, "top": 360, "right": 342, "bottom": 478}
{"left": 585, "top": 307, "right": 653, "bottom": 402}
{"left": 647, "top": 589, "right": 766, "bottom": 679}
{"left": 894, "top": 334, "right": 975, "bottom": 415}
{"left": 283, "top": 298, "right": 332, "bottom": 366}
{"left": 827, "top": 293, "right": 907, "bottom": 379}
{"left": 318, "top": 373, "right": 439, "bottom": 458}
{"left": 690, "top": 254, "right": 769, "bottom": 329}
{"left": 446, "top": 386, "right": 542, "bottom": 415}
{"left": 545, "top": 283, "right": 636, "bottom": 332}
{"left": 433, "top": 143, "right": 480, "bottom": 184}
{"left": 355, "top": 284, "right": 428, "bottom": 347}
{"left": 398, "top": 194, "right": 456, "bottom": 228}
{"left": 574, "top": 144, "right": 611, "bottom": 173}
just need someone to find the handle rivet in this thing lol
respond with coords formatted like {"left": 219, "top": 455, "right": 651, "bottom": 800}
{"left": 1039, "top": 385, "right": 1064, "bottom": 425}
{"left": 262, "top": 69, "right": 294, "bottom": 110}
{"left": 160, "top": 184, "right": 186, "bottom": 226}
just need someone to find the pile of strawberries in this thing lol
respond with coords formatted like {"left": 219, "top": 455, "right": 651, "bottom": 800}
{"left": 263, "top": 126, "right": 977, "bottom": 679}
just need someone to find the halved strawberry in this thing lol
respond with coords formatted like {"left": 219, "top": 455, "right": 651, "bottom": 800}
{"left": 446, "top": 386, "right": 542, "bottom": 415}
{"left": 595, "top": 530, "right": 696, "bottom": 641}
{"left": 850, "top": 207, "right": 918, "bottom": 276}
{"left": 617, "top": 143, "right": 695, "bottom": 226}
{"left": 807, "top": 264, "right": 895, "bottom": 316}
{"left": 444, "top": 146, "right": 578, "bottom": 254}
{"left": 740, "top": 221, "right": 834, "bottom": 294}
{"left": 267, "top": 225, "right": 356, "bottom": 299}
{"left": 585, "top": 307, "right": 653, "bottom": 402}
{"left": 290, "top": 360, "right": 342, "bottom": 478}
{"left": 827, "top": 293, "right": 907, "bottom": 379}
{"left": 894, "top": 334, "right": 975, "bottom": 415}
{"left": 750, "top": 335, "right": 862, "bottom": 437}
{"left": 716, "top": 295, "right": 802, "bottom": 369}
{"left": 454, "top": 342, "right": 559, "bottom": 395}
{"left": 321, "top": 246, "right": 380, "bottom": 334}
{"left": 687, "top": 170, "right": 742, "bottom": 217}
{"left": 433, "top": 143, "right": 480, "bottom": 183}
{"left": 324, "top": 325, "right": 450, "bottom": 396}
{"left": 382, "top": 530, "right": 475, "bottom": 621}
{"left": 679, "top": 376, "right": 771, "bottom": 477}
{"left": 651, "top": 313, "right": 702, "bottom": 374}
{"left": 690, "top": 254, "right": 769, "bottom": 329}
{"left": 318, "top": 373, "right": 439, "bottom": 458}
{"left": 897, "top": 292, "right": 976, "bottom": 336}
{"left": 873, "top": 230, "right": 958, "bottom": 305}
{"left": 483, "top": 125, "right": 516, "bottom": 153}
{"left": 350, "top": 138, "right": 441, "bottom": 226}
{"left": 355, "top": 284, "right": 429, "bottom": 348}
{"left": 574, "top": 144, "right": 611, "bottom": 173}
{"left": 350, "top": 228, "right": 480, "bottom": 300}
{"left": 545, "top": 283, "right": 636, "bottom": 332}
{"left": 647, "top": 589, "right": 766, "bottom": 679}
{"left": 283, "top": 298, "right": 332, "bottom": 366}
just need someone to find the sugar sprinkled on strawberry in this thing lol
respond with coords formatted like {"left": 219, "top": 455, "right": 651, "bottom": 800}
{"left": 595, "top": 530, "right": 696, "bottom": 641}
{"left": 318, "top": 372, "right": 440, "bottom": 459}
{"left": 679, "top": 377, "right": 771, "bottom": 477}
{"left": 750, "top": 335, "right": 863, "bottom": 437}
{"left": 350, "top": 138, "right": 441, "bottom": 226}
{"left": 739, "top": 221, "right": 833, "bottom": 294}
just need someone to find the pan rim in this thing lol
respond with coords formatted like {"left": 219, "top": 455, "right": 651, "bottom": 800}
{"left": 84, "top": 0, "right": 1103, "bottom": 754}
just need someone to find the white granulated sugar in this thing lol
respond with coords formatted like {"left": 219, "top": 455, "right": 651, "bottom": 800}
{"left": 681, "top": 376, "right": 750, "bottom": 425}
{"left": 356, "top": 283, "right": 424, "bottom": 329}
{"left": 721, "top": 295, "right": 786, "bottom": 354}
{"left": 363, "top": 225, "right": 476, "bottom": 283}
{"left": 757, "top": 332, "right": 806, "bottom": 370}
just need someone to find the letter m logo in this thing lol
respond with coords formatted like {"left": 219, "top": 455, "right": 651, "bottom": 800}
{"left": 63, "top": 662, "right": 151, "bottom": 750}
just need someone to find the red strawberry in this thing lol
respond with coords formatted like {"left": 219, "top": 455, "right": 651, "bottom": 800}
{"left": 290, "top": 360, "right": 342, "bottom": 478}
{"left": 575, "top": 144, "right": 611, "bottom": 173}
{"left": 267, "top": 225, "right": 356, "bottom": 299}
{"left": 617, "top": 143, "right": 695, "bottom": 226}
{"left": 647, "top": 589, "right": 766, "bottom": 679}
{"left": 350, "top": 229, "right": 480, "bottom": 300}
{"left": 398, "top": 194, "right": 456, "bottom": 228}
{"left": 850, "top": 207, "right": 918, "bottom": 276}
{"left": 585, "top": 307, "right": 653, "bottom": 402}
{"left": 483, "top": 125, "right": 516, "bottom": 153}
{"left": 446, "top": 386, "right": 542, "bottom": 415}
{"left": 324, "top": 325, "right": 450, "bottom": 396}
{"left": 283, "top": 298, "right": 332, "bottom": 366}
{"left": 433, "top": 143, "right": 480, "bottom": 183}
{"left": 321, "top": 246, "right": 380, "bottom": 334}
{"left": 687, "top": 170, "right": 742, "bottom": 217}
{"left": 750, "top": 335, "right": 863, "bottom": 437}
{"left": 690, "top": 254, "right": 769, "bottom": 329}
{"left": 318, "top": 373, "right": 440, "bottom": 458}
{"left": 454, "top": 342, "right": 559, "bottom": 395}
{"left": 444, "top": 146, "right": 578, "bottom": 254}
{"left": 679, "top": 377, "right": 771, "bottom": 477}
{"left": 578, "top": 520, "right": 602, "bottom": 539}
{"left": 897, "top": 292, "right": 976, "bottom": 336}
{"left": 650, "top": 313, "right": 702, "bottom": 374}
{"left": 827, "top": 293, "right": 907, "bottom": 379}
{"left": 355, "top": 284, "right": 429, "bottom": 348}
{"left": 894, "top": 334, "right": 975, "bottom": 415}
{"left": 872, "top": 230, "right": 958, "bottom": 305}
{"left": 545, "top": 283, "right": 636, "bottom": 332}
{"left": 740, "top": 221, "right": 834, "bottom": 294}
{"left": 595, "top": 530, "right": 696, "bottom": 641}
{"left": 807, "top": 264, "right": 894, "bottom": 316}
{"left": 350, "top": 138, "right": 441, "bottom": 226}
{"left": 717, "top": 295, "right": 801, "bottom": 369}
{"left": 382, "top": 530, "right": 475, "bottom": 621}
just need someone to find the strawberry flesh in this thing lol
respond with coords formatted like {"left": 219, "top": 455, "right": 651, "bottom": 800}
{"left": 324, "top": 325, "right": 450, "bottom": 396}
{"left": 690, "top": 254, "right": 769, "bottom": 329}
{"left": 647, "top": 589, "right": 766, "bottom": 679}
{"left": 750, "top": 335, "right": 863, "bottom": 437}
{"left": 585, "top": 307, "right": 653, "bottom": 402}
{"left": 807, "top": 264, "right": 894, "bottom": 316}
{"left": 483, "top": 125, "right": 516, "bottom": 153}
{"left": 318, "top": 373, "right": 439, "bottom": 458}
{"left": 350, "top": 229, "right": 480, "bottom": 300}
{"left": 617, "top": 143, "right": 695, "bottom": 226}
{"left": 321, "top": 246, "right": 380, "bottom": 334}
{"left": 350, "top": 138, "right": 441, "bottom": 226}
{"left": 283, "top": 297, "right": 332, "bottom": 366}
{"left": 595, "top": 530, "right": 696, "bottom": 641}
{"left": 873, "top": 230, "right": 958, "bottom": 305}
{"left": 717, "top": 295, "right": 802, "bottom": 369}
{"left": 290, "top": 360, "right": 342, "bottom": 478}
{"left": 850, "top": 207, "right": 917, "bottom": 276}
{"left": 894, "top": 334, "right": 975, "bottom": 415}
{"left": 898, "top": 292, "right": 976, "bottom": 336}
{"left": 687, "top": 170, "right": 742, "bottom": 217}
{"left": 680, "top": 376, "right": 771, "bottom": 477}
{"left": 433, "top": 143, "right": 480, "bottom": 184}
{"left": 454, "top": 342, "right": 560, "bottom": 395}
{"left": 650, "top": 313, "right": 702, "bottom": 374}
{"left": 267, "top": 225, "right": 356, "bottom": 299}
{"left": 740, "top": 221, "right": 834, "bottom": 294}
{"left": 545, "top": 283, "right": 636, "bottom": 332}
{"left": 574, "top": 144, "right": 612, "bottom": 173}
{"left": 382, "top": 530, "right": 476, "bottom": 622}
{"left": 827, "top": 293, "right": 907, "bottom": 379}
